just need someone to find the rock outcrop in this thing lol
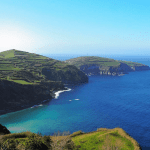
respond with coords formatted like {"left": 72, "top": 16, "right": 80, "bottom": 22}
{"left": 0, "top": 124, "right": 11, "bottom": 135}
{"left": 0, "top": 50, "right": 89, "bottom": 115}
{"left": 65, "top": 56, "right": 150, "bottom": 76}
{"left": 0, "top": 79, "right": 65, "bottom": 115}
{"left": 42, "top": 65, "right": 88, "bottom": 84}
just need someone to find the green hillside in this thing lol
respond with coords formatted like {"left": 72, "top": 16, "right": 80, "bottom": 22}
{"left": 0, "top": 49, "right": 87, "bottom": 85}
{"left": 65, "top": 56, "right": 149, "bottom": 76}
{"left": 0, "top": 126, "right": 141, "bottom": 150}
{"left": 65, "top": 56, "right": 145, "bottom": 69}
{"left": 0, "top": 49, "right": 88, "bottom": 116}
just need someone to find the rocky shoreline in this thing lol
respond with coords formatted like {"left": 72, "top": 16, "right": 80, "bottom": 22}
{"left": 65, "top": 56, "right": 150, "bottom": 77}
{"left": 0, "top": 79, "right": 66, "bottom": 116}
{"left": 80, "top": 63, "right": 150, "bottom": 76}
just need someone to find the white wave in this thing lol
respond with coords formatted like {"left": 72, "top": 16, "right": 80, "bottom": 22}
{"left": 54, "top": 87, "right": 71, "bottom": 99}
{"left": 74, "top": 99, "right": 80, "bottom": 100}
{"left": 31, "top": 104, "right": 43, "bottom": 108}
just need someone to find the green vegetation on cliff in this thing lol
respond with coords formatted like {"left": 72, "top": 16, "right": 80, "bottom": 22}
{"left": 0, "top": 124, "right": 142, "bottom": 150}
{"left": 0, "top": 49, "right": 88, "bottom": 115}
{"left": 0, "top": 49, "right": 88, "bottom": 84}
{"left": 65, "top": 56, "right": 150, "bottom": 76}
{"left": 65, "top": 56, "right": 120, "bottom": 68}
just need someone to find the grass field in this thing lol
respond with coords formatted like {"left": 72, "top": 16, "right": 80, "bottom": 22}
{"left": 0, "top": 50, "right": 15, "bottom": 58}
{"left": 7, "top": 79, "right": 34, "bottom": 85}
{"left": 71, "top": 128, "right": 139, "bottom": 150}
{"left": 66, "top": 56, "right": 146, "bottom": 70}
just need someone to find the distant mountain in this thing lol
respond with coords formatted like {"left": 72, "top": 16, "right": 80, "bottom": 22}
{"left": 0, "top": 49, "right": 88, "bottom": 115}
{"left": 65, "top": 56, "right": 150, "bottom": 76}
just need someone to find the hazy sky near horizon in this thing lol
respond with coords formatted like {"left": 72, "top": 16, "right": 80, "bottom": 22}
{"left": 0, "top": 0, "right": 150, "bottom": 56}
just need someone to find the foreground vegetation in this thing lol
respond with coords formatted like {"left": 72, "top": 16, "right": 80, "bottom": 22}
{"left": 0, "top": 127, "right": 142, "bottom": 150}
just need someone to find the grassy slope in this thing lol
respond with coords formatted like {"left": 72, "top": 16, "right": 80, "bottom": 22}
{"left": 0, "top": 49, "right": 70, "bottom": 85}
{"left": 0, "top": 128, "right": 141, "bottom": 150}
{"left": 65, "top": 56, "right": 146, "bottom": 69}
{"left": 71, "top": 128, "right": 141, "bottom": 150}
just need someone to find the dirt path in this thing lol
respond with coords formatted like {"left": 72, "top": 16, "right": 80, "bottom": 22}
{"left": 98, "top": 131, "right": 114, "bottom": 138}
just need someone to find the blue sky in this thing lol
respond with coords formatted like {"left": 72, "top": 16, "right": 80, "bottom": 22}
{"left": 0, "top": 0, "right": 150, "bottom": 56}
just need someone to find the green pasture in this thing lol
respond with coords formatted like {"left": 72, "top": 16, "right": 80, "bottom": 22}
{"left": 8, "top": 79, "right": 33, "bottom": 85}
{"left": 72, "top": 130, "right": 134, "bottom": 150}
{"left": 0, "top": 50, "right": 15, "bottom": 58}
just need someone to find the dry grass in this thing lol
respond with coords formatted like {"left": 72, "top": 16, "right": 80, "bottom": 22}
{"left": 51, "top": 136, "right": 75, "bottom": 150}
{"left": 113, "top": 128, "right": 141, "bottom": 150}
{"left": 72, "top": 128, "right": 141, "bottom": 150}
{"left": 101, "top": 134, "right": 122, "bottom": 150}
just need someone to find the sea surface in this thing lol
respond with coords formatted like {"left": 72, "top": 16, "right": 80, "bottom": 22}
{"left": 0, "top": 55, "right": 150, "bottom": 149}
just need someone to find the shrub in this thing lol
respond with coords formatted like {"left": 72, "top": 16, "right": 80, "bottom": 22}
{"left": 25, "top": 139, "right": 48, "bottom": 150}
{"left": 52, "top": 130, "right": 71, "bottom": 136}
{"left": 42, "top": 135, "right": 52, "bottom": 149}
{"left": 70, "top": 130, "right": 84, "bottom": 137}
{"left": 24, "top": 133, "right": 49, "bottom": 150}
{"left": 51, "top": 137, "right": 75, "bottom": 150}
{"left": 1, "top": 139, "right": 19, "bottom": 150}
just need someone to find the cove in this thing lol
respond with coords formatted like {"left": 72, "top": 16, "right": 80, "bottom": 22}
{"left": 1, "top": 56, "right": 150, "bottom": 148}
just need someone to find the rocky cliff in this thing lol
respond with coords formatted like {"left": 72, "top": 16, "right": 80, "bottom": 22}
{"left": 0, "top": 79, "right": 65, "bottom": 115}
{"left": 0, "top": 124, "right": 11, "bottom": 135}
{"left": 0, "top": 50, "right": 88, "bottom": 115}
{"left": 42, "top": 65, "right": 88, "bottom": 84}
{"left": 65, "top": 56, "right": 150, "bottom": 76}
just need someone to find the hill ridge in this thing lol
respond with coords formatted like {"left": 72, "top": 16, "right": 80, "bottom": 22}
{"left": 0, "top": 49, "right": 88, "bottom": 115}
{"left": 65, "top": 56, "right": 150, "bottom": 76}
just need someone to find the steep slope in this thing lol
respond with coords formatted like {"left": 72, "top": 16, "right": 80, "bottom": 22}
{"left": 0, "top": 124, "right": 10, "bottom": 135}
{"left": 0, "top": 79, "right": 65, "bottom": 115}
{"left": 0, "top": 49, "right": 88, "bottom": 84}
{"left": 0, "top": 49, "right": 88, "bottom": 115}
{"left": 65, "top": 56, "right": 150, "bottom": 76}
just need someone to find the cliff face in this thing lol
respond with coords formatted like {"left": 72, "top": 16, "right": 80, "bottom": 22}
{"left": 42, "top": 65, "right": 88, "bottom": 84}
{"left": 0, "top": 50, "right": 89, "bottom": 115}
{"left": 80, "top": 63, "right": 150, "bottom": 76}
{"left": 65, "top": 56, "right": 150, "bottom": 76}
{"left": 0, "top": 124, "right": 11, "bottom": 135}
{"left": 0, "top": 79, "right": 65, "bottom": 115}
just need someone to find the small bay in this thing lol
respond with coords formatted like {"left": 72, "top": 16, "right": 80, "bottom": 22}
{"left": 0, "top": 55, "right": 150, "bottom": 148}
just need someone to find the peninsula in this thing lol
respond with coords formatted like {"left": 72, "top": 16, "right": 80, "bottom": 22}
{"left": 0, "top": 49, "right": 88, "bottom": 115}
{"left": 65, "top": 56, "right": 150, "bottom": 76}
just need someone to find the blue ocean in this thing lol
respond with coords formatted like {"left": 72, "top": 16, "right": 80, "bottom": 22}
{"left": 0, "top": 54, "right": 150, "bottom": 149}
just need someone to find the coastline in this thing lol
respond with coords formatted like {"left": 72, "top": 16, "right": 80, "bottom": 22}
{"left": 0, "top": 86, "right": 72, "bottom": 116}
{"left": 31, "top": 87, "right": 72, "bottom": 108}
{"left": 0, "top": 87, "right": 72, "bottom": 117}
{"left": 53, "top": 87, "right": 72, "bottom": 99}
